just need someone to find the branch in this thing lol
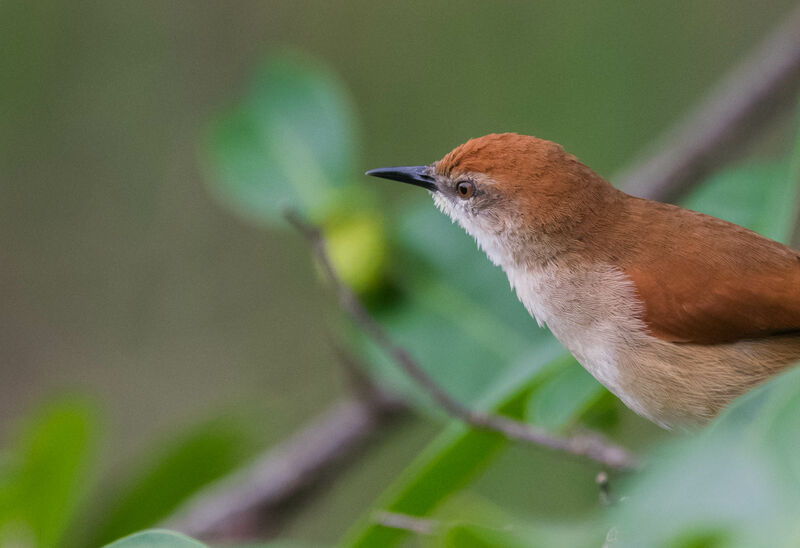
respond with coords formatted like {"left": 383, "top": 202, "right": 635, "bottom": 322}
{"left": 284, "top": 210, "right": 636, "bottom": 470}
{"left": 164, "top": 393, "right": 407, "bottom": 540}
{"left": 373, "top": 511, "right": 439, "bottom": 536}
{"left": 617, "top": 3, "right": 800, "bottom": 202}
{"left": 163, "top": 10, "right": 800, "bottom": 538}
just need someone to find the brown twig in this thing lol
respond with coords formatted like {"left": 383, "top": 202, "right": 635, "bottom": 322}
{"left": 164, "top": 9, "right": 800, "bottom": 538}
{"left": 373, "top": 511, "right": 440, "bottom": 536}
{"left": 617, "top": 4, "right": 800, "bottom": 202}
{"left": 164, "top": 393, "right": 407, "bottom": 540}
{"left": 284, "top": 209, "right": 636, "bottom": 470}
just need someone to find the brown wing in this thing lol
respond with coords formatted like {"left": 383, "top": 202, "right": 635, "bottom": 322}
{"left": 621, "top": 202, "right": 800, "bottom": 344}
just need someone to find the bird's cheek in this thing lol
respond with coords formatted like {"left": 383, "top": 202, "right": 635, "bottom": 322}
{"left": 432, "top": 193, "right": 457, "bottom": 217}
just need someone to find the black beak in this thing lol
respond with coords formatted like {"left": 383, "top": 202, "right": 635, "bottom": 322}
{"left": 365, "top": 165, "right": 437, "bottom": 192}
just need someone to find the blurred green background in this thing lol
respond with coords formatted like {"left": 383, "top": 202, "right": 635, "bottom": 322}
{"left": 2, "top": 1, "right": 799, "bottom": 546}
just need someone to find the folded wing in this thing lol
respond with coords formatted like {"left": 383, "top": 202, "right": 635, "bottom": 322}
{"left": 623, "top": 204, "right": 800, "bottom": 344}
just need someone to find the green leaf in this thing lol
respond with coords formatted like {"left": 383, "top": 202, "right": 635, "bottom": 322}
{"left": 664, "top": 529, "right": 730, "bottom": 548}
{"left": 0, "top": 398, "right": 96, "bottom": 548}
{"left": 525, "top": 360, "right": 607, "bottom": 431}
{"left": 339, "top": 353, "right": 574, "bottom": 548}
{"left": 438, "top": 523, "right": 532, "bottom": 548}
{"left": 353, "top": 202, "right": 559, "bottom": 406}
{"left": 103, "top": 529, "right": 207, "bottom": 548}
{"left": 92, "top": 419, "right": 254, "bottom": 546}
{"left": 206, "top": 52, "right": 357, "bottom": 225}
{"left": 355, "top": 285, "right": 556, "bottom": 408}
{"left": 102, "top": 530, "right": 324, "bottom": 548}
{"left": 424, "top": 494, "right": 603, "bottom": 548}
{"left": 683, "top": 161, "right": 798, "bottom": 244}
{"left": 609, "top": 364, "right": 800, "bottom": 548}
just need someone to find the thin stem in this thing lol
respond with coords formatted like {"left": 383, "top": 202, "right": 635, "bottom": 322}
{"left": 285, "top": 209, "right": 636, "bottom": 470}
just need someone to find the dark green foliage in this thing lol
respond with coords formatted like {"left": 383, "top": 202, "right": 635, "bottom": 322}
{"left": 608, "top": 366, "right": 800, "bottom": 547}
{"left": 91, "top": 419, "right": 254, "bottom": 546}
{"left": 0, "top": 405, "right": 258, "bottom": 548}
{"left": 341, "top": 354, "right": 576, "bottom": 548}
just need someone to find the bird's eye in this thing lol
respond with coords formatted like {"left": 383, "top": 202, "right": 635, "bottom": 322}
{"left": 456, "top": 180, "right": 475, "bottom": 199}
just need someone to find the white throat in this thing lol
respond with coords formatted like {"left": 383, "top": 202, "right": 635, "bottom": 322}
{"left": 432, "top": 192, "right": 524, "bottom": 269}
{"left": 432, "top": 192, "right": 649, "bottom": 417}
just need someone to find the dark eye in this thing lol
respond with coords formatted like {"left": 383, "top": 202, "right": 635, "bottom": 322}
{"left": 456, "top": 180, "right": 475, "bottom": 199}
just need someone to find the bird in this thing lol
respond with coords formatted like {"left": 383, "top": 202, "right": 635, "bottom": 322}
{"left": 366, "top": 133, "right": 800, "bottom": 429}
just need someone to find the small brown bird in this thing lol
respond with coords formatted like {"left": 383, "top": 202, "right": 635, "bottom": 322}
{"left": 367, "top": 133, "right": 800, "bottom": 429}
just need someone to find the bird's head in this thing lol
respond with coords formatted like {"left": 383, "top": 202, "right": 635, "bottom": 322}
{"left": 367, "top": 133, "right": 619, "bottom": 267}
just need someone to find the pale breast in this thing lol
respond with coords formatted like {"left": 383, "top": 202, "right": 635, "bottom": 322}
{"left": 436, "top": 191, "right": 800, "bottom": 427}
{"left": 504, "top": 262, "right": 800, "bottom": 429}
{"left": 505, "top": 263, "right": 649, "bottom": 408}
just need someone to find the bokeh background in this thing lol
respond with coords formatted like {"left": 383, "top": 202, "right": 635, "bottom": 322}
{"left": 2, "top": 1, "right": 799, "bottom": 545}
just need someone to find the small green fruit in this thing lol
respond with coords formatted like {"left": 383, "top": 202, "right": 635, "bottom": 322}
{"left": 324, "top": 213, "right": 388, "bottom": 295}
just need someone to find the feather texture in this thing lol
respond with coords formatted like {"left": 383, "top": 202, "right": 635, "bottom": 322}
{"left": 619, "top": 198, "right": 800, "bottom": 344}
{"left": 422, "top": 132, "right": 800, "bottom": 426}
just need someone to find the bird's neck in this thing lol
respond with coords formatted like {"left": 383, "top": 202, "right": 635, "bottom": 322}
{"left": 495, "top": 186, "right": 629, "bottom": 273}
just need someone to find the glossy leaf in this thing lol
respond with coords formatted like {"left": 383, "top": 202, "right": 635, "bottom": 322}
{"left": 206, "top": 53, "right": 357, "bottom": 225}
